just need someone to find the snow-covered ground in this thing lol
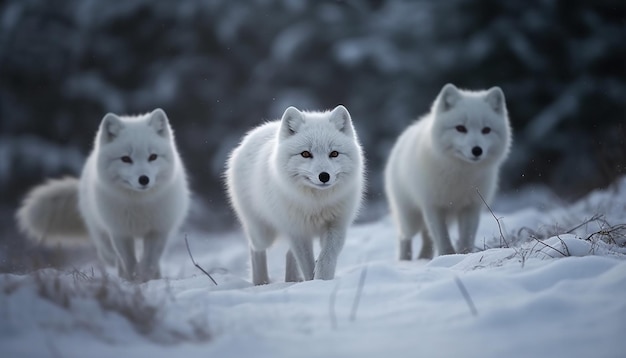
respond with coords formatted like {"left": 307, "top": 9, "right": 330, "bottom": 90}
{"left": 2, "top": 179, "right": 626, "bottom": 358}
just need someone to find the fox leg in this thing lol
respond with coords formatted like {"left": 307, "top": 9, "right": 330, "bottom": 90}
{"left": 289, "top": 238, "right": 315, "bottom": 281}
{"left": 285, "top": 250, "right": 302, "bottom": 282}
{"left": 457, "top": 206, "right": 480, "bottom": 254}
{"left": 138, "top": 231, "right": 169, "bottom": 281}
{"left": 246, "top": 222, "right": 274, "bottom": 285}
{"left": 314, "top": 226, "right": 347, "bottom": 280}
{"left": 250, "top": 249, "right": 269, "bottom": 285}
{"left": 423, "top": 208, "right": 455, "bottom": 255}
{"left": 88, "top": 229, "right": 117, "bottom": 266}
{"left": 82, "top": 216, "right": 116, "bottom": 266}
{"left": 394, "top": 206, "right": 422, "bottom": 261}
{"left": 418, "top": 227, "right": 434, "bottom": 259}
{"left": 109, "top": 234, "right": 137, "bottom": 281}
{"left": 387, "top": 188, "right": 422, "bottom": 260}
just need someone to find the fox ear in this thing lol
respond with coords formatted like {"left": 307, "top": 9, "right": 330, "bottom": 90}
{"left": 328, "top": 105, "right": 354, "bottom": 136}
{"left": 279, "top": 106, "right": 304, "bottom": 138}
{"left": 148, "top": 108, "right": 171, "bottom": 137}
{"left": 436, "top": 83, "right": 462, "bottom": 112}
{"left": 484, "top": 86, "right": 506, "bottom": 115}
{"left": 100, "top": 113, "right": 124, "bottom": 143}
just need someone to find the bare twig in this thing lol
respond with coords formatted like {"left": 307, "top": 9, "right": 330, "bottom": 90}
{"left": 527, "top": 240, "right": 555, "bottom": 260}
{"left": 585, "top": 223, "right": 626, "bottom": 246}
{"left": 184, "top": 235, "right": 217, "bottom": 285}
{"left": 349, "top": 265, "right": 368, "bottom": 322}
{"left": 518, "top": 226, "right": 543, "bottom": 241}
{"left": 70, "top": 266, "right": 94, "bottom": 282}
{"left": 556, "top": 235, "right": 571, "bottom": 256}
{"left": 531, "top": 237, "right": 569, "bottom": 257}
{"left": 454, "top": 275, "right": 478, "bottom": 317}
{"left": 476, "top": 189, "right": 509, "bottom": 248}
{"left": 566, "top": 214, "right": 605, "bottom": 234}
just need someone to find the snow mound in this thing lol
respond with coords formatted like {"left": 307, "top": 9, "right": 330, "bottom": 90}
{"left": 2, "top": 179, "right": 626, "bottom": 357}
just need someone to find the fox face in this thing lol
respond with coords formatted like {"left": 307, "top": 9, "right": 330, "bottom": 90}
{"left": 276, "top": 106, "right": 362, "bottom": 191}
{"left": 96, "top": 109, "right": 177, "bottom": 192}
{"left": 432, "top": 84, "right": 511, "bottom": 165}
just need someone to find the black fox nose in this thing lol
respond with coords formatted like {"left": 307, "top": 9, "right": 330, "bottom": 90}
{"left": 319, "top": 172, "right": 330, "bottom": 183}
{"left": 472, "top": 146, "right": 483, "bottom": 157}
{"left": 138, "top": 175, "right": 150, "bottom": 186}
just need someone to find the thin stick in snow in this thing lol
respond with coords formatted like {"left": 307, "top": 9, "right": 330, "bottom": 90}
{"left": 184, "top": 235, "right": 218, "bottom": 285}
{"left": 454, "top": 275, "right": 478, "bottom": 317}
{"left": 566, "top": 213, "right": 604, "bottom": 234}
{"left": 349, "top": 265, "right": 368, "bottom": 322}
{"left": 532, "top": 236, "right": 569, "bottom": 257}
{"left": 477, "top": 189, "right": 509, "bottom": 248}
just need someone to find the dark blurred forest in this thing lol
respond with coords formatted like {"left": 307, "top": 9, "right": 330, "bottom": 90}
{"left": 1, "top": 0, "right": 624, "bottom": 239}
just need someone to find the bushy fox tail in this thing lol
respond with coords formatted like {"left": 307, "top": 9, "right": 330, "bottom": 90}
{"left": 16, "top": 177, "right": 88, "bottom": 246}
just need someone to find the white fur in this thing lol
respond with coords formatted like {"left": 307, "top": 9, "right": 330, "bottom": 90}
{"left": 226, "top": 105, "right": 365, "bottom": 285}
{"left": 16, "top": 109, "right": 190, "bottom": 281}
{"left": 385, "top": 84, "right": 512, "bottom": 260}
{"left": 16, "top": 177, "right": 86, "bottom": 245}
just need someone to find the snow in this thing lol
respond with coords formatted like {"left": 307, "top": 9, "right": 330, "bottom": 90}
{"left": 2, "top": 179, "right": 626, "bottom": 357}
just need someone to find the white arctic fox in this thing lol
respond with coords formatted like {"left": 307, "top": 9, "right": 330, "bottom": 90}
{"left": 226, "top": 105, "right": 364, "bottom": 285}
{"left": 16, "top": 109, "right": 190, "bottom": 281}
{"left": 385, "top": 84, "right": 512, "bottom": 260}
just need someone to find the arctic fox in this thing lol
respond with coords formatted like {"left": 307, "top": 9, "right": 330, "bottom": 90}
{"left": 385, "top": 84, "right": 512, "bottom": 260}
{"left": 16, "top": 109, "right": 190, "bottom": 281}
{"left": 226, "top": 105, "right": 364, "bottom": 285}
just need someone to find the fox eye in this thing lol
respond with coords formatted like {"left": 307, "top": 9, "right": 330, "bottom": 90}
{"left": 121, "top": 156, "right": 133, "bottom": 164}
{"left": 148, "top": 154, "right": 158, "bottom": 161}
{"left": 455, "top": 125, "right": 467, "bottom": 133}
{"left": 482, "top": 127, "right": 491, "bottom": 134}
{"left": 329, "top": 151, "right": 339, "bottom": 158}
{"left": 301, "top": 151, "right": 312, "bottom": 158}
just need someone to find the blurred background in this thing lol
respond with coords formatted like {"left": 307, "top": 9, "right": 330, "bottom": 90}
{"left": 1, "top": 0, "right": 624, "bottom": 271}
